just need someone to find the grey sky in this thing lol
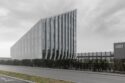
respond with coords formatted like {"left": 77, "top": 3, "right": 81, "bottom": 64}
{"left": 0, "top": 0, "right": 125, "bottom": 57}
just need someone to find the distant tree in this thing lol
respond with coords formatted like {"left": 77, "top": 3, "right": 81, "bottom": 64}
{"left": 21, "top": 59, "right": 32, "bottom": 66}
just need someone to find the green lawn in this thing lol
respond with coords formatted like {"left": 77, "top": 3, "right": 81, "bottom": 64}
{"left": 0, "top": 70, "right": 74, "bottom": 83}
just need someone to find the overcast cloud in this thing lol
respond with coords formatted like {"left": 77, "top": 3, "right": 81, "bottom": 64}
{"left": 0, "top": 0, "right": 125, "bottom": 57}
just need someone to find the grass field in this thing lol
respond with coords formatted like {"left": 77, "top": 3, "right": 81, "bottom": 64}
{"left": 0, "top": 70, "right": 74, "bottom": 83}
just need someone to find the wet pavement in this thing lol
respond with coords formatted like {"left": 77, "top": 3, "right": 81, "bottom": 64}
{"left": 0, "top": 65, "right": 125, "bottom": 83}
{"left": 0, "top": 75, "right": 32, "bottom": 83}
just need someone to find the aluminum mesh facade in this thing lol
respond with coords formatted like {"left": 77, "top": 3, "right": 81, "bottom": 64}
{"left": 11, "top": 9, "right": 77, "bottom": 60}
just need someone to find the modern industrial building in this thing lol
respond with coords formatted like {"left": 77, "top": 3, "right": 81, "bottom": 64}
{"left": 11, "top": 9, "right": 77, "bottom": 60}
{"left": 114, "top": 42, "right": 125, "bottom": 59}
{"left": 77, "top": 42, "right": 125, "bottom": 61}
{"left": 76, "top": 42, "right": 125, "bottom": 61}
{"left": 77, "top": 52, "right": 114, "bottom": 62}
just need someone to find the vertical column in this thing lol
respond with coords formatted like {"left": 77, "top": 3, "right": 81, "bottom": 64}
{"left": 64, "top": 13, "right": 67, "bottom": 59}
{"left": 61, "top": 14, "right": 64, "bottom": 59}
{"left": 17, "top": 42, "right": 20, "bottom": 57}
{"left": 26, "top": 34, "right": 28, "bottom": 58}
{"left": 73, "top": 10, "right": 77, "bottom": 59}
{"left": 34, "top": 27, "right": 37, "bottom": 59}
{"left": 29, "top": 30, "right": 31, "bottom": 59}
{"left": 62, "top": 14, "right": 65, "bottom": 59}
{"left": 54, "top": 17, "right": 56, "bottom": 60}
{"left": 37, "top": 21, "right": 42, "bottom": 59}
{"left": 18, "top": 41, "right": 20, "bottom": 59}
{"left": 60, "top": 14, "right": 64, "bottom": 60}
{"left": 49, "top": 18, "right": 54, "bottom": 60}
{"left": 46, "top": 18, "right": 51, "bottom": 59}
{"left": 68, "top": 12, "right": 71, "bottom": 59}
{"left": 73, "top": 10, "right": 75, "bottom": 59}
{"left": 53, "top": 17, "right": 56, "bottom": 60}
{"left": 49, "top": 18, "right": 52, "bottom": 60}
{"left": 54, "top": 16, "right": 58, "bottom": 60}
{"left": 13, "top": 44, "right": 15, "bottom": 59}
{"left": 32, "top": 27, "right": 35, "bottom": 59}
{"left": 34, "top": 26, "right": 37, "bottom": 59}
{"left": 51, "top": 17, "right": 56, "bottom": 60}
{"left": 21, "top": 37, "right": 24, "bottom": 58}
{"left": 29, "top": 31, "right": 31, "bottom": 59}
{"left": 42, "top": 19, "right": 46, "bottom": 59}
{"left": 14, "top": 44, "right": 16, "bottom": 58}
{"left": 31, "top": 28, "right": 34, "bottom": 59}
{"left": 36, "top": 25, "right": 39, "bottom": 58}
{"left": 63, "top": 14, "right": 66, "bottom": 59}
{"left": 44, "top": 19, "right": 46, "bottom": 59}
{"left": 47, "top": 18, "right": 51, "bottom": 59}
{"left": 44, "top": 19, "right": 48, "bottom": 59}
{"left": 27, "top": 32, "right": 30, "bottom": 57}
{"left": 67, "top": 13, "right": 69, "bottom": 59}
{"left": 31, "top": 28, "right": 33, "bottom": 59}
{"left": 66, "top": 13, "right": 68, "bottom": 59}
{"left": 72, "top": 11, "right": 74, "bottom": 59}
{"left": 70, "top": 11, "right": 73, "bottom": 59}
{"left": 39, "top": 20, "right": 42, "bottom": 59}
{"left": 58, "top": 15, "right": 61, "bottom": 60}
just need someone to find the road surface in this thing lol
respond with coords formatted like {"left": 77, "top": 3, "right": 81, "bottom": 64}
{"left": 0, "top": 75, "right": 32, "bottom": 83}
{"left": 0, "top": 65, "right": 125, "bottom": 83}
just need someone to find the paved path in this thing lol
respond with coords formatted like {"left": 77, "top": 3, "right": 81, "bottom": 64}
{"left": 0, "top": 65, "right": 125, "bottom": 83}
{"left": 0, "top": 75, "right": 31, "bottom": 83}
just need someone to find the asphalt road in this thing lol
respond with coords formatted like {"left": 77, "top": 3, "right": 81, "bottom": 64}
{"left": 0, "top": 75, "right": 31, "bottom": 83}
{"left": 0, "top": 65, "right": 125, "bottom": 83}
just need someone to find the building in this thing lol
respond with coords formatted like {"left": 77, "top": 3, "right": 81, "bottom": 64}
{"left": 114, "top": 42, "right": 125, "bottom": 59}
{"left": 11, "top": 9, "right": 77, "bottom": 60}
{"left": 0, "top": 57, "right": 12, "bottom": 61}
{"left": 77, "top": 52, "right": 114, "bottom": 62}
